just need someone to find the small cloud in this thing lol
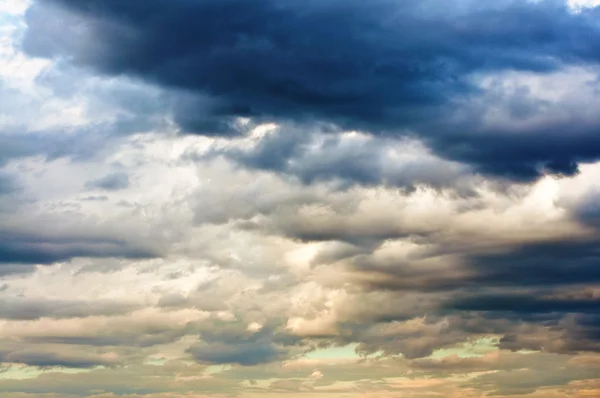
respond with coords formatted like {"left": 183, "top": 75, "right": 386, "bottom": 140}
{"left": 80, "top": 195, "right": 109, "bottom": 202}
{"left": 85, "top": 172, "right": 130, "bottom": 191}
{"left": 247, "top": 322, "right": 264, "bottom": 333}
{"left": 310, "top": 370, "right": 324, "bottom": 379}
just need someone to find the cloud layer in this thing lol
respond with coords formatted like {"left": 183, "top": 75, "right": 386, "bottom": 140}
{"left": 0, "top": 0, "right": 600, "bottom": 397}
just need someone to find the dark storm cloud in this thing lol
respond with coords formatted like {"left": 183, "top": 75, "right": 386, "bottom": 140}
{"left": 0, "top": 230, "right": 157, "bottom": 266}
{"left": 448, "top": 294, "right": 600, "bottom": 315}
{"left": 346, "top": 238, "right": 600, "bottom": 294}
{"left": 24, "top": 0, "right": 600, "bottom": 181}
{"left": 465, "top": 239, "right": 600, "bottom": 287}
{"left": 325, "top": 237, "right": 600, "bottom": 356}
{"left": 85, "top": 172, "right": 130, "bottom": 191}
{"left": 0, "top": 346, "right": 118, "bottom": 369}
{"left": 428, "top": 121, "right": 600, "bottom": 181}
{"left": 0, "top": 298, "right": 140, "bottom": 320}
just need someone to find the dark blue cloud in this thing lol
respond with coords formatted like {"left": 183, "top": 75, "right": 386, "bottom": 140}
{"left": 0, "top": 230, "right": 157, "bottom": 268}
{"left": 23, "top": 0, "right": 600, "bottom": 181}
{"left": 465, "top": 240, "right": 600, "bottom": 287}
{"left": 448, "top": 294, "right": 600, "bottom": 315}
{"left": 352, "top": 239, "right": 600, "bottom": 294}
{"left": 428, "top": 120, "right": 600, "bottom": 181}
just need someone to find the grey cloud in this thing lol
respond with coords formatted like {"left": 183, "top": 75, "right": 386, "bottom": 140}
{"left": 188, "top": 340, "right": 285, "bottom": 366}
{"left": 0, "top": 345, "right": 119, "bottom": 369}
{"left": 0, "top": 298, "right": 140, "bottom": 320}
{"left": 0, "top": 124, "right": 138, "bottom": 168}
{"left": 330, "top": 237, "right": 600, "bottom": 293}
{"left": 203, "top": 126, "right": 472, "bottom": 190}
{"left": 350, "top": 240, "right": 600, "bottom": 354}
{"left": 28, "top": 332, "right": 192, "bottom": 348}
{"left": 157, "top": 292, "right": 227, "bottom": 312}
{"left": 1, "top": 352, "right": 111, "bottom": 369}
{"left": 156, "top": 293, "right": 189, "bottom": 309}
{"left": 21, "top": 319, "right": 200, "bottom": 348}
{"left": 447, "top": 293, "right": 600, "bottom": 315}
{"left": 268, "top": 213, "right": 416, "bottom": 247}
{"left": 0, "top": 172, "right": 19, "bottom": 196}
{"left": 85, "top": 172, "right": 130, "bottom": 191}
{"left": 464, "top": 239, "right": 600, "bottom": 288}
{"left": 187, "top": 316, "right": 305, "bottom": 366}
{"left": 352, "top": 317, "right": 468, "bottom": 359}
{"left": 575, "top": 189, "right": 600, "bottom": 228}
{"left": 0, "top": 229, "right": 158, "bottom": 267}
{"left": 0, "top": 264, "right": 36, "bottom": 277}
{"left": 79, "top": 195, "right": 109, "bottom": 202}
{"left": 0, "top": 132, "right": 55, "bottom": 167}
{"left": 310, "top": 241, "right": 372, "bottom": 266}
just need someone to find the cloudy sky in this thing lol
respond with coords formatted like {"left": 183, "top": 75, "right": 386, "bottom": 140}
{"left": 1, "top": 0, "right": 600, "bottom": 397}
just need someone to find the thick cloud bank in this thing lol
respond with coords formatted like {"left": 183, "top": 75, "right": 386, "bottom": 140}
{"left": 24, "top": 0, "right": 600, "bottom": 180}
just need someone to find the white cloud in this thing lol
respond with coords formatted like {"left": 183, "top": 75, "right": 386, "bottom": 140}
{"left": 568, "top": 0, "right": 600, "bottom": 10}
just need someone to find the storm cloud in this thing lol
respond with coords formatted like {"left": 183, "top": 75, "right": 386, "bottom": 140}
{"left": 0, "top": 230, "right": 158, "bottom": 266}
{"left": 23, "top": 0, "right": 600, "bottom": 181}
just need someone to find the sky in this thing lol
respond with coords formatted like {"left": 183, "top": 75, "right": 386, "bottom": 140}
{"left": 1, "top": 0, "right": 600, "bottom": 397}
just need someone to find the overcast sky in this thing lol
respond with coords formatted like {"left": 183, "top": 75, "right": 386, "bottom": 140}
{"left": 1, "top": 0, "right": 600, "bottom": 397}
